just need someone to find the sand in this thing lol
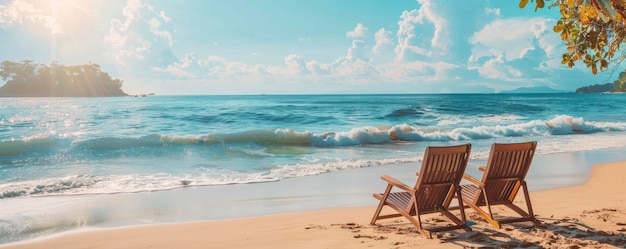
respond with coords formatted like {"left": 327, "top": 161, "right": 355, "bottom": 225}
{"left": 2, "top": 161, "right": 626, "bottom": 249}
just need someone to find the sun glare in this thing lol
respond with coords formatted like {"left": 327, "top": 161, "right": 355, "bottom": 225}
{"left": 46, "top": 0, "right": 89, "bottom": 32}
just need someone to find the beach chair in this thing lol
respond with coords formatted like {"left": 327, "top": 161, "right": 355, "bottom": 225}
{"left": 461, "top": 141, "right": 537, "bottom": 229}
{"left": 370, "top": 144, "right": 472, "bottom": 239}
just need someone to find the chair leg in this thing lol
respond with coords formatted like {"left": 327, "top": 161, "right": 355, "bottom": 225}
{"left": 443, "top": 185, "right": 456, "bottom": 208}
{"left": 481, "top": 190, "right": 494, "bottom": 221}
{"left": 521, "top": 181, "right": 534, "bottom": 219}
{"left": 412, "top": 200, "right": 432, "bottom": 239}
{"left": 371, "top": 184, "right": 393, "bottom": 225}
{"left": 479, "top": 189, "right": 501, "bottom": 229}
{"left": 456, "top": 188, "right": 471, "bottom": 231}
{"left": 504, "top": 182, "right": 535, "bottom": 221}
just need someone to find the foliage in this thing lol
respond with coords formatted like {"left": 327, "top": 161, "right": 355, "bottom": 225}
{"left": 520, "top": 0, "right": 626, "bottom": 74}
{"left": 0, "top": 60, "right": 127, "bottom": 97}
{"left": 613, "top": 70, "right": 626, "bottom": 91}
{"left": 576, "top": 70, "right": 626, "bottom": 92}
{"left": 575, "top": 82, "right": 613, "bottom": 92}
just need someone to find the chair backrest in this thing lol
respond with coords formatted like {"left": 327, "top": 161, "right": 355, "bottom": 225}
{"left": 414, "top": 144, "right": 472, "bottom": 210}
{"left": 480, "top": 141, "right": 537, "bottom": 203}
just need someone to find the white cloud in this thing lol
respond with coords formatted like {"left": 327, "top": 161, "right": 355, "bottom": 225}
{"left": 346, "top": 40, "right": 368, "bottom": 61}
{"left": 0, "top": 0, "right": 62, "bottom": 34}
{"left": 485, "top": 8, "right": 500, "bottom": 16}
{"left": 105, "top": 0, "right": 175, "bottom": 66}
{"left": 373, "top": 28, "right": 393, "bottom": 54}
{"left": 467, "top": 17, "right": 557, "bottom": 81}
{"left": 346, "top": 23, "right": 368, "bottom": 38}
{"left": 119, "top": 0, "right": 144, "bottom": 31}
{"left": 152, "top": 29, "right": 173, "bottom": 46}
{"left": 283, "top": 54, "right": 309, "bottom": 74}
{"left": 159, "top": 11, "right": 171, "bottom": 22}
{"left": 197, "top": 56, "right": 227, "bottom": 77}
{"left": 152, "top": 53, "right": 197, "bottom": 78}
{"left": 196, "top": 56, "right": 267, "bottom": 79}
{"left": 469, "top": 18, "right": 544, "bottom": 61}
{"left": 154, "top": 38, "right": 382, "bottom": 86}
{"left": 416, "top": 0, "right": 446, "bottom": 49}
{"left": 101, "top": 0, "right": 600, "bottom": 94}
{"left": 395, "top": 9, "right": 434, "bottom": 62}
{"left": 105, "top": 0, "right": 146, "bottom": 63}
{"left": 472, "top": 50, "right": 517, "bottom": 80}
{"left": 149, "top": 18, "right": 173, "bottom": 46}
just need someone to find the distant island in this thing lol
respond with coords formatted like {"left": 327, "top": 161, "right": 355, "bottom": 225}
{"left": 499, "top": 86, "right": 566, "bottom": 94}
{"left": 576, "top": 71, "right": 626, "bottom": 93}
{"left": 576, "top": 83, "right": 615, "bottom": 93}
{"left": 0, "top": 60, "right": 127, "bottom": 97}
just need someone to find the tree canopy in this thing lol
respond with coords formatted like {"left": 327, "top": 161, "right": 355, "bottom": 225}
{"left": 520, "top": 0, "right": 626, "bottom": 74}
{"left": 0, "top": 60, "right": 127, "bottom": 97}
{"left": 613, "top": 70, "right": 626, "bottom": 91}
{"left": 575, "top": 82, "right": 613, "bottom": 92}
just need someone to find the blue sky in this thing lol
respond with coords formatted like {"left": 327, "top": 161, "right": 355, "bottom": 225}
{"left": 0, "top": 0, "right": 623, "bottom": 95}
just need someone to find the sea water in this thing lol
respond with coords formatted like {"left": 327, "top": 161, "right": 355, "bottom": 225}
{"left": 2, "top": 93, "right": 626, "bottom": 197}
{"left": 1, "top": 93, "right": 626, "bottom": 243}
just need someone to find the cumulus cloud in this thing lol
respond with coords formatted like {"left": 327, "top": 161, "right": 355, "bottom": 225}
{"left": 373, "top": 28, "right": 393, "bottom": 54}
{"left": 149, "top": 18, "right": 173, "bottom": 46}
{"left": 197, "top": 55, "right": 267, "bottom": 79}
{"left": 104, "top": 0, "right": 175, "bottom": 67}
{"left": 105, "top": 0, "right": 145, "bottom": 63}
{"left": 415, "top": 0, "right": 446, "bottom": 49}
{"left": 283, "top": 54, "right": 309, "bottom": 75}
{"left": 0, "top": 0, "right": 62, "bottom": 34}
{"left": 346, "top": 40, "right": 368, "bottom": 61}
{"left": 101, "top": 0, "right": 596, "bottom": 93}
{"left": 346, "top": 23, "right": 368, "bottom": 38}
{"left": 395, "top": 9, "right": 433, "bottom": 62}
{"left": 468, "top": 17, "right": 555, "bottom": 81}
{"left": 100, "top": 0, "right": 519, "bottom": 91}
{"left": 152, "top": 53, "right": 197, "bottom": 78}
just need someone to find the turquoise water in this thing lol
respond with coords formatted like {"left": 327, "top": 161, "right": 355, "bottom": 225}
{"left": 2, "top": 93, "right": 626, "bottom": 244}
{"left": 1, "top": 93, "right": 626, "bottom": 198}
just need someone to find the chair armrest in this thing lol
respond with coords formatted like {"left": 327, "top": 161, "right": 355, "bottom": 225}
{"left": 381, "top": 175, "right": 414, "bottom": 192}
{"left": 462, "top": 174, "right": 483, "bottom": 186}
{"left": 478, "top": 166, "right": 486, "bottom": 172}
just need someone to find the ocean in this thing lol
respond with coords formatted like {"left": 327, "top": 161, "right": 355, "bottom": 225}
{"left": 2, "top": 93, "right": 626, "bottom": 243}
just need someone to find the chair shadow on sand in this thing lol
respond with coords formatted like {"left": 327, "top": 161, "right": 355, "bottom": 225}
{"left": 332, "top": 142, "right": 626, "bottom": 247}
{"left": 369, "top": 207, "right": 626, "bottom": 248}
{"left": 325, "top": 204, "right": 626, "bottom": 248}
{"left": 446, "top": 210, "right": 626, "bottom": 248}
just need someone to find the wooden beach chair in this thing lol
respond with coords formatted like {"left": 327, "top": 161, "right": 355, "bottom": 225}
{"left": 371, "top": 144, "right": 472, "bottom": 239}
{"left": 461, "top": 141, "right": 537, "bottom": 229}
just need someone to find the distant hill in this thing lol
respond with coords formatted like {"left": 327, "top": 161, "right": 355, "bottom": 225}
{"left": 499, "top": 86, "right": 566, "bottom": 94}
{"left": 575, "top": 83, "right": 613, "bottom": 93}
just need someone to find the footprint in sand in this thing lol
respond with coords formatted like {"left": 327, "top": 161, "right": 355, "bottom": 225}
{"left": 304, "top": 224, "right": 327, "bottom": 230}
{"left": 353, "top": 234, "right": 387, "bottom": 240}
{"left": 331, "top": 222, "right": 364, "bottom": 230}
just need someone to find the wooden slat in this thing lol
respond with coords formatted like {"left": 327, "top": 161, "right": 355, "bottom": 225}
{"left": 371, "top": 143, "right": 473, "bottom": 238}
{"left": 461, "top": 141, "right": 537, "bottom": 228}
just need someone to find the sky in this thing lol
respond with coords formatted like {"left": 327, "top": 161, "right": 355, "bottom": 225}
{"left": 0, "top": 0, "right": 623, "bottom": 95}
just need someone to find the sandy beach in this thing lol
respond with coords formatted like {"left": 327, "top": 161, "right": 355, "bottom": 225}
{"left": 2, "top": 160, "right": 625, "bottom": 249}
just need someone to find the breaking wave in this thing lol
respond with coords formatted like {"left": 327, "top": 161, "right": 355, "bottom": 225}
{"left": 1, "top": 115, "right": 625, "bottom": 156}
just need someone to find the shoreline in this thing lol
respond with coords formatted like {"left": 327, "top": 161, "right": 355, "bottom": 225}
{"left": 2, "top": 159, "right": 626, "bottom": 248}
